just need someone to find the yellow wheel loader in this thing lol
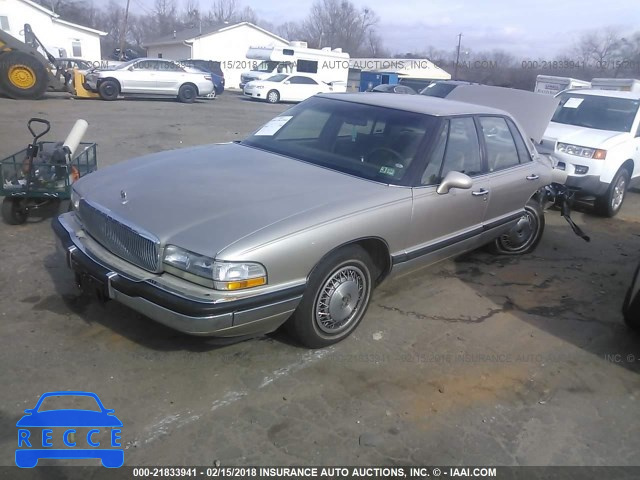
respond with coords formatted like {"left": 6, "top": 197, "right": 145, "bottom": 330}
{"left": 0, "top": 24, "right": 69, "bottom": 99}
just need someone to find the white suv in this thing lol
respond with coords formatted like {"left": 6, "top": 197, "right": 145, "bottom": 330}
{"left": 539, "top": 90, "right": 640, "bottom": 216}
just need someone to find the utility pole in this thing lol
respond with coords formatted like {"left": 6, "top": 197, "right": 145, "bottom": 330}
{"left": 119, "top": 0, "right": 131, "bottom": 61}
{"left": 454, "top": 33, "right": 462, "bottom": 80}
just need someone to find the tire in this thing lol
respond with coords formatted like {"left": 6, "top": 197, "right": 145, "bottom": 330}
{"left": 595, "top": 168, "right": 629, "bottom": 217}
{"left": 1, "top": 197, "right": 28, "bottom": 225}
{"left": 623, "top": 263, "right": 640, "bottom": 331}
{"left": 266, "top": 89, "right": 280, "bottom": 104}
{"left": 287, "top": 245, "right": 374, "bottom": 348}
{"left": 178, "top": 84, "right": 197, "bottom": 103}
{"left": 491, "top": 199, "right": 545, "bottom": 255}
{"left": 98, "top": 79, "right": 119, "bottom": 100}
{"left": 0, "top": 51, "right": 48, "bottom": 99}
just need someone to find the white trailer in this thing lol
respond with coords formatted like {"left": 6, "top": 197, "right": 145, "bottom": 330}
{"left": 240, "top": 41, "right": 350, "bottom": 91}
{"left": 534, "top": 75, "right": 590, "bottom": 95}
{"left": 591, "top": 78, "right": 640, "bottom": 92}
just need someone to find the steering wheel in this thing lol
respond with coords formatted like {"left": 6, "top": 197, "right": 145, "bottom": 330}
{"left": 366, "top": 147, "right": 404, "bottom": 166}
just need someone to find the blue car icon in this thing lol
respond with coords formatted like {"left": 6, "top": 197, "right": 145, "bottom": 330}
{"left": 16, "top": 391, "right": 123, "bottom": 468}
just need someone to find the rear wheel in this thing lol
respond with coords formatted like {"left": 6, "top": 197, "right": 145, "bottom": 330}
{"left": 1, "top": 197, "right": 28, "bottom": 225}
{"left": 595, "top": 168, "right": 629, "bottom": 217}
{"left": 98, "top": 79, "right": 119, "bottom": 100}
{"left": 490, "top": 199, "right": 545, "bottom": 255}
{"left": 266, "top": 89, "right": 280, "bottom": 103}
{"left": 287, "top": 245, "right": 374, "bottom": 348}
{"left": 0, "top": 51, "right": 49, "bottom": 99}
{"left": 178, "top": 84, "right": 197, "bottom": 103}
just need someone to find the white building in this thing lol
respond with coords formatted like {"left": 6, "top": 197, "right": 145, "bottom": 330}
{"left": 144, "top": 22, "right": 289, "bottom": 90}
{"left": 0, "top": 0, "right": 105, "bottom": 60}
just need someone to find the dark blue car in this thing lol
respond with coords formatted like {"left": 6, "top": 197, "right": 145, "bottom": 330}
{"left": 179, "top": 59, "right": 225, "bottom": 96}
{"left": 16, "top": 391, "right": 123, "bottom": 468}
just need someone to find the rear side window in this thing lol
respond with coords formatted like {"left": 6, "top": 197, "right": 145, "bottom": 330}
{"left": 440, "top": 117, "right": 482, "bottom": 178}
{"left": 506, "top": 119, "right": 532, "bottom": 163}
{"left": 479, "top": 116, "right": 520, "bottom": 172}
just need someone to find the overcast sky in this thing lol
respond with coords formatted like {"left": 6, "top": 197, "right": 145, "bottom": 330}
{"left": 137, "top": 0, "right": 639, "bottom": 57}
{"left": 250, "top": 0, "right": 639, "bottom": 57}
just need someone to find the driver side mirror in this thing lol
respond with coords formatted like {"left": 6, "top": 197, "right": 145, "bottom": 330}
{"left": 128, "top": 66, "right": 134, "bottom": 71}
{"left": 436, "top": 171, "right": 473, "bottom": 195}
{"left": 284, "top": 80, "right": 290, "bottom": 84}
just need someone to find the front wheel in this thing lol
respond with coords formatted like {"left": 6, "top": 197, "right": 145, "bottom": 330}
{"left": 266, "top": 89, "right": 280, "bottom": 103}
{"left": 287, "top": 245, "right": 374, "bottom": 348}
{"left": 98, "top": 79, "right": 119, "bottom": 100}
{"left": 595, "top": 168, "right": 629, "bottom": 217}
{"left": 1, "top": 197, "right": 27, "bottom": 225}
{"left": 490, "top": 199, "right": 545, "bottom": 255}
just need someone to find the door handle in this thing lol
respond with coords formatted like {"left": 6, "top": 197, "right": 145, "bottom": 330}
{"left": 472, "top": 188, "right": 489, "bottom": 196}
{"left": 526, "top": 174, "right": 539, "bottom": 180}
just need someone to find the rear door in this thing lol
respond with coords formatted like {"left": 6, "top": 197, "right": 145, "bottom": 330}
{"left": 477, "top": 116, "right": 540, "bottom": 232}
{"left": 287, "top": 76, "right": 318, "bottom": 101}
{"left": 403, "top": 116, "right": 492, "bottom": 271}
{"left": 155, "top": 61, "right": 185, "bottom": 94}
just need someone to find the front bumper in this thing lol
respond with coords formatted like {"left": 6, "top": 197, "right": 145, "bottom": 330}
{"left": 52, "top": 214, "right": 304, "bottom": 337}
{"left": 564, "top": 174, "right": 609, "bottom": 197}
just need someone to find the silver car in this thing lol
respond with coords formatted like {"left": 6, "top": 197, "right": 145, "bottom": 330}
{"left": 53, "top": 90, "right": 561, "bottom": 348}
{"left": 83, "top": 58, "right": 214, "bottom": 103}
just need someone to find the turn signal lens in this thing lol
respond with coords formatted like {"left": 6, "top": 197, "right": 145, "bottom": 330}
{"left": 593, "top": 149, "right": 607, "bottom": 160}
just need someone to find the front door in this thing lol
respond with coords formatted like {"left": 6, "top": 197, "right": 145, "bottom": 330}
{"left": 403, "top": 116, "right": 491, "bottom": 272}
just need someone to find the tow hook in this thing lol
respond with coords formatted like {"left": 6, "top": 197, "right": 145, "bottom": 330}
{"left": 544, "top": 183, "right": 590, "bottom": 242}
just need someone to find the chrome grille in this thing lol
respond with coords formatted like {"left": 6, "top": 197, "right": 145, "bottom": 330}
{"left": 78, "top": 199, "right": 160, "bottom": 272}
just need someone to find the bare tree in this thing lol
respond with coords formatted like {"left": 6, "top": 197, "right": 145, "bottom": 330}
{"left": 209, "top": 0, "right": 237, "bottom": 23}
{"left": 276, "top": 21, "right": 302, "bottom": 41}
{"left": 300, "top": 0, "right": 380, "bottom": 55}
{"left": 153, "top": 0, "right": 179, "bottom": 36}
{"left": 573, "top": 28, "right": 622, "bottom": 67}
{"left": 182, "top": 0, "right": 201, "bottom": 28}
{"left": 236, "top": 5, "right": 257, "bottom": 24}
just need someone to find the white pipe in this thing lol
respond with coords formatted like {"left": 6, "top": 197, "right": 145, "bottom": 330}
{"left": 63, "top": 119, "right": 88, "bottom": 157}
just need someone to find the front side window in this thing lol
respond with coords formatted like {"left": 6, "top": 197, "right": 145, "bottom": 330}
{"left": 552, "top": 93, "right": 640, "bottom": 132}
{"left": 243, "top": 97, "right": 436, "bottom": 184}
{"left": 439, "top": 117, "right": 482, "bottom": 178}
{"left": 479, "top": 116, "right": 520, "bottom": 172}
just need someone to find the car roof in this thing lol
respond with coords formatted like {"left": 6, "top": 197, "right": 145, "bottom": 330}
{"left": 559, "top": 89, "right": 640, "bottom": 100}
{"left": 316, "top": 92, "right": 509, "bottom": 117}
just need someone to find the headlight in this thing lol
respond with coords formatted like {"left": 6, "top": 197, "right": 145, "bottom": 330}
{"left": 70, "top": 188, "right": 80, "bottom": 210}
{"left": 556, "top": 142, "right": 607, "bottom": 160}
{"left": 163, "top": 245, "right": 267, "bottom": 290}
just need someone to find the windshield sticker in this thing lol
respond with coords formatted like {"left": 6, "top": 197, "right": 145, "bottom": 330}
{"left": 563, "top": 98, "right": 584, "bottom": 109}
{"left": 379, "top": 166, "right": 396, "bottom": 176}
{"left": 254, "top": 116, "right": 293, "bottom": 136}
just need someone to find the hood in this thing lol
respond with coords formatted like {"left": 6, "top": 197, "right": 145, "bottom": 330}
{"left": 447, "top": 85, "right": 560, "bottom": 143}
{"left": 74, "top": 143, "right": 391, "bottom": 258}
{"left": 542, "top": 122, "right": 630, "bottom": 149}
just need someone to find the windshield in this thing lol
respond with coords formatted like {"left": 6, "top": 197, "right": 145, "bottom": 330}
{"left": 264, "top": 74, "right": 288, "bottom": 83}
{"left": 551, "top": 93, "right": 640, "bottom": 132}
{"left": 114, "top": 59, "right": 139, "bottom": 70}
{"left": 242, "top": 97, "right": 436, "bottom": 184}
{"left": 256, "top": 61, "right": 280, "bottom": 72}
{"left": 420, "top": 82, "right": 458, "bottom": 98}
